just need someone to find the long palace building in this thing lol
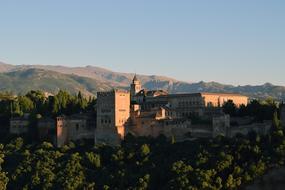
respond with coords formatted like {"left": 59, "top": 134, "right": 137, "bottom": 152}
{"left": 95, "top": 75, "right": 257, "bottom": 145}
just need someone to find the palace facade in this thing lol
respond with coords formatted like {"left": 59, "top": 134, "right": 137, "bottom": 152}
{"left": 95, "top": 75, "right": 269, "bottom": 145}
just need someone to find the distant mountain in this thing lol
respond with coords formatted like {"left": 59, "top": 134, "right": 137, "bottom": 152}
{"left": 0, "top": 62, "right": 14, "bottom": 73}
{"left": 0, "top": 62, "right": 178, "bottom": 87}
{"left": 167, "top": 81, "right": 285, "bottom": 100}
{"left": 0, "top": 68, "right": 113, "bottom": 96}
{"left": 0, "top": 62, "right": 285, "bottom": 100}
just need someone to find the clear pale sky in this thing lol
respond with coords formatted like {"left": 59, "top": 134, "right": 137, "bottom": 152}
{"left": 0, "top": 0, "right": 284, "bottom": 85}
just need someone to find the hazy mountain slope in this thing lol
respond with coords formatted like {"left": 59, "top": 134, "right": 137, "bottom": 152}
{"left": 169, "top": 81, "right": 285, "bottom": 100}
{"left": 0, "top": 69, "right": 113, "bottom": 96}
{"left": 0, "top": 62, "right": 14, "bottom": 73}
{"left": 0, "top": 62, "right": 178, "bottom": 87}
{"left": 0, "top": 62, "right": 285, "bottom": 100}
{"left": 32, "top": 65, "right": 179, "bottom": 86}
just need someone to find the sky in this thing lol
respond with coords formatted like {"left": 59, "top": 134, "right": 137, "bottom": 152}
{"left": 0, "top": 0, "right": 284, "bottom": 86}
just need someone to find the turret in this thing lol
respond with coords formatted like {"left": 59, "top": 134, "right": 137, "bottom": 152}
{"left": 130, "top": 74, "right": 142, "bottom": 103}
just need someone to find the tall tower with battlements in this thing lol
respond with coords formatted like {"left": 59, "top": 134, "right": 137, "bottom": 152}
{"left": 95, "top": 89, "right": 130, "bottom": 145}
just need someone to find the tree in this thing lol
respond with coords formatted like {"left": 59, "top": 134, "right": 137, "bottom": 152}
{"left": 134, "top": 174, "right": 150, "bottom": 190}
{"left": 272, "top": 111, "right": 281, "bottom": 130}
{"left": 140, "top": 144, "right": 150, "bottom": 157}
{"left": 77, "top": 91, "right": 88, "bottom": 111}
{"left": 26, "top": 90, "right": 46, "bottom": 114}
{"left": 0, "top": 171, "right": 8, "bottom": 190}
{"left": 48, "top": 96, "right": 60, "bottom": 115}
{"left": 225, "top": 174, "right": 241, "bottom": 189}
{"left": 85, "top": 152, "right": 101, "bottom": 168}
{"left": 18, "top": 96, "right": 34, "bottom": 113}
{"left": 55, "top": 90, "right": 71, "bottom": 114}
{"left": 222, "top": 100, "right": 237, "bottom": 116}
{"left": 58, "top": 153, "right": 86, "bottom": 190}
{"left": 0, "top": 144, "right": 8, "bottom": 190}
{"left": 168, "top": 161, "right": 194, "bottom": 189}
{"left": 12, "top": 101, "right": 22, "bottom": 116}
{"left": 237, "top": 104, "right": 247, "bottom": 116}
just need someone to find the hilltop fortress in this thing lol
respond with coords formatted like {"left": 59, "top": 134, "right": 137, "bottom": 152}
{"left": 95, "top": 75, "right": 266, "bottom": 145}
{"left": 10, "top": 75, "right": 272, "bottom": 147}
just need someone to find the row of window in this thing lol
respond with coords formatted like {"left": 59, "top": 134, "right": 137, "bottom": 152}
{"left": 101, "top": 109, "right": 111, "bottom": 113}
{"left": 178, "top": 101, "right": 202, "bottom": 107}
{"left": 11, "top": 125, "right": 27, "bottom": 128}
{"left": 166, "top": 111, "right": 174, "bottom": 117}
{"left": 75, "top": 123, "right": 87, "bottom": 130}
{"left": 101, "top": 119, "right": 111, "bottom": 124}
{"left": 165, "top": 121, "right": 185, "bottom": 126}
{"left": 181, "top": 112, "right": 198, "bottom": 117}
{"left": 100, "top": 119, "right": 126, "bottom": 124}
{"left": 118, "top": 119, "right": 126, "bottom": 124}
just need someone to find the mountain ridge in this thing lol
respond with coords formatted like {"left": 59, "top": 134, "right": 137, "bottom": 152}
{"left": 0, "top": 62, "right": 284, "bottom": 100}
{"left": 0, "top": 62, "right": 179, "bottom": 87}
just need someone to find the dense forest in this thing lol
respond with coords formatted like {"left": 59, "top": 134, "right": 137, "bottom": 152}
{"left": 0, "top": 90, "right": 283, "bottom": 189}
{"left": 0, "top": 116, "right": 284, "bottom": 190}
{"left": 0, "top": 90, "right": 95, "bottom": 117}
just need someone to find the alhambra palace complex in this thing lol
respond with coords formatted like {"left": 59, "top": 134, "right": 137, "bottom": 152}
{"left": 10, "top": 75, "right": 283, "bottom": 147}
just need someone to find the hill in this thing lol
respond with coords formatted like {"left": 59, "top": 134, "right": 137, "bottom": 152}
{"left": 0, "top": 62, "right": 285, "bottom": 100}
{"left": 0, "top": 62, "right": 178, "bottom": 87}
{"left": 0, "top": 68, "right": 113, "bottom": 96}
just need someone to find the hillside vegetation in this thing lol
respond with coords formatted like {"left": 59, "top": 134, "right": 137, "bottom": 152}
{"left": 0, "top": 69, "right": 112, "bottom": 96}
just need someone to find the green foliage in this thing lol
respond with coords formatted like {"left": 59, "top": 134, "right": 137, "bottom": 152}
{"left": 0, "top": 90, "right": 96, "bottom": 138}
{"left": 85, "top": 152, "right": 101, "bottom": 168}
{"left": 0, "top": 170, "right": 8, "bottom": 190}
{"left": 272, "top": 111, "right": 281, "bottom": 130}
{"left": 58, "top": 153, "right": 86, "bottom": 190}
{"left": 18, "top": 96, "right": 34, "bottom": 113}
{"left": 222, "top": 100, "right": 237, "bottom": 116}
{"left": 239, "top": 99, "right": 277, "bottom": 121}
{"left": 0, "top": 144, "right": 8, "bottom": 190}
{"left": 1, "top": 126, "right": 285, "bottom": 189}
{"left": 134, "top": 174, "right": 150, "bottom": 190}
{"left": 140, "top": 144, "right": 150, "bottom": 157}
